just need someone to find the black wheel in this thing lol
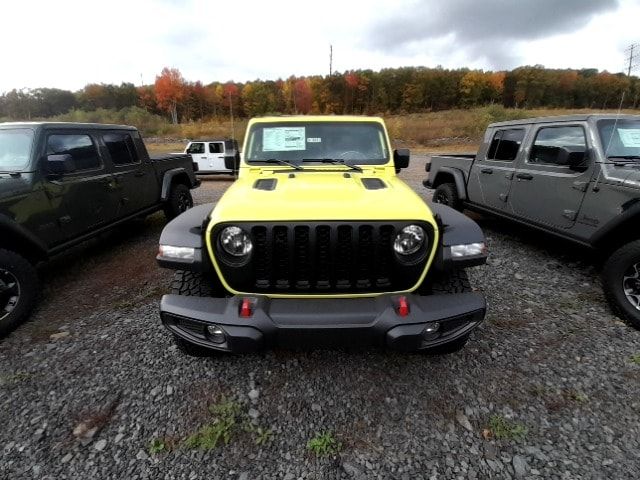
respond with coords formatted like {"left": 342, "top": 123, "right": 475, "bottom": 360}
{"left": 429, "top": 268, "right": 472, "bottom": 294}
{"left": 164, "top": 183, "right": 193, "bottom": 220}
{"left": 432, "top": 183, "right": 462, "bottom": 211}
{"left": 0, "top": 249, "right": 38, "bottom": 337}
{"left": 602, "top": 240, "right": 640, "bottom": 329}
{"left": 170, "top": 270, "right": 224, "bottom": 357}
{"left": 423, "top": 269, "right": 472, "bottom": 355}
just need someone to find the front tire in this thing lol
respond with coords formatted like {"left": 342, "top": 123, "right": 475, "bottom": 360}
{"left": 164, "top": 183, "right": 193, "bottom": 220}
{"left": 602, "top": 240, "right": 640, "bottom": 329}
{"left": 170, "top": 270, "right": 223, "bottom": 357}
{"left": 0, "top": 249, "right": 38, "bottom": 337}
{"left": 432, "top": 183, "right": 462, "bottom": 211}
{"left": 422, "top": 269, "right": 473, "bottom": 355}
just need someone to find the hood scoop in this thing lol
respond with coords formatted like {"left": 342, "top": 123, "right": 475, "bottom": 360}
{"left": 253, "top": 178, "right": 278, "bottom": 191}
{"left": 361, "top": 178, "right": 387, "bottom": 190}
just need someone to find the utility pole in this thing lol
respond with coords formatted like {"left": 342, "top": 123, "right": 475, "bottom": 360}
{"left": 625, "top": 43, "right": 639, "bottom": 76}
{"left": 329, "top": 44, "right": 333, "bottom": 76}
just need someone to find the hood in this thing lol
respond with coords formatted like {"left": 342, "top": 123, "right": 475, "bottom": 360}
{"left": 622, "top": 168, "right": 640, "bottom": 189}
{"left": 209, "top": 170, "right": 436, "bottom": 224}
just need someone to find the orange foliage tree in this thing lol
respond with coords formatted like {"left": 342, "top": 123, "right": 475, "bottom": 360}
{"left": 155, "top": 67, "right": 185, "bottom": 124}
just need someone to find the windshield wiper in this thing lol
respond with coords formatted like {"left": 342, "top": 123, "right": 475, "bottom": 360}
{"left": 302, "top": 158, "right": 363, "bottom": 172}
{"left": 259, "top": 159, "right": 303, "bottom": 170}
{"left": 608, "top": 155, "right": 640, "bottom": 160}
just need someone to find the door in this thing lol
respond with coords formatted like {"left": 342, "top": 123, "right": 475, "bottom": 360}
{"left": 186, "top": 142, "right": 207, "bottom": 171}
{"left": 508, "top": 124, "right": 592, "bottom": 229}
{"left": 467, "top": 128, "right": 526, "bottom": 211}
{"left": 43, "top": 132, "right": 120, "bottom": 239}
{"left": 102, "top": 131, "right": 156, "bottom": 216}
{"left": 208, "top": 142, "right": 229, "bottom": 171}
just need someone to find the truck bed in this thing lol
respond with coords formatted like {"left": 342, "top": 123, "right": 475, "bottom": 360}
{"left": 424, "top": 153, "right": 477, "bottom": 189}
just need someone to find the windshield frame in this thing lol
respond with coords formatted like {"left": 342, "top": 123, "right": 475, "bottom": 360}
{"left": 0, "top": 127, "right": 36, "bottom": 172}
{"left": 597, "top": 118, "right": 640, "bottom": 161}
{"left": 243, "top": 120, "right": 391, "bottom": 167}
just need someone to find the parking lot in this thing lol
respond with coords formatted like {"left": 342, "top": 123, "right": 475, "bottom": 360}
{"left": 1, "top": 155, "right": 640, "bottom": 479}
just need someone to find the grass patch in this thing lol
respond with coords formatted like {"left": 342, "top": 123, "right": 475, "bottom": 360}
{"left": 184, "top": 399, "right": 241, "bottom": 450}
{"left": 0, "top": 372, "right": 34, "bottom": 385}
{"left": 148, "top": 438, "right": 167, "bottom": 455}
{"left": 630, "top": 354, "right": 640, "bottom": 365}
{"left": 307, "top": 431, "right": 342, "bottom": 457}
{"left": 487, "top": 415, "right": 528, "bottom": 441}
{"left": 182, "top": 397, "right": 274, "bottom": 450}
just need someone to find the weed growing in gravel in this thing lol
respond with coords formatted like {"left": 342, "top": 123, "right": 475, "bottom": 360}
{"left": 148, "top": 438, "right": 166, "bottom": 455}
{"left": 184, "top": 399, "right": 241, "bottom": 450}
{"left": 307, "top": 432, "right": 342, "bottom": 457}
{"left": 183, "top": 397, "right": 275, "bottom": 450}
{"left": 0, "top": 372, "right": 33, "bottom": 385}
{"left": 630, "top": 354, "right": 640, "bottom": 365}
{"left": 488, "top": 415, "right": 528, "bottom": 441}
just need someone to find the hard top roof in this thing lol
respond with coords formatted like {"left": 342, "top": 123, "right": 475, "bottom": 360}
{"left": 489, "top": 113, "right": 640, "bottom": 128}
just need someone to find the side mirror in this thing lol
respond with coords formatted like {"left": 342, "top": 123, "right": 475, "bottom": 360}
{"left": 557, "top": 146, "right": 589, "bottom": 172}
{"left": 46, "top": 154, "right": 76, "bottom": 175}
{"left": 394, "top": 149, "right": 410, "bottom": 171}
{"left": 224, "top": 150, "right": 240, "bottom": 171}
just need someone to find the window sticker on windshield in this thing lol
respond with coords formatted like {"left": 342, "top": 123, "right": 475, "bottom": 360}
{"left": 307, "top": 137, "right": 321, "bottom": 143}
{"left": 618, "top": 129, "right": 640, "bottom": 147}
{"left": 263, "top": 127, "right": 306, "bottom": 151}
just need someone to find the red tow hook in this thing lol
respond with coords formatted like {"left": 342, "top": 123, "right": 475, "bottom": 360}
{"left": 397, "top": 296, "right": 410, "bottom": 317}
{"left": 240, "top": 298, "right": 253, "bottom": 318}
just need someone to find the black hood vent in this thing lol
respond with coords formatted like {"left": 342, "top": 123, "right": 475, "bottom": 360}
{"left": 361, "top": 178, "right": 386, "bottom": 190}
{"left": 253, "top": 179, "right": 278, "bottom": 191}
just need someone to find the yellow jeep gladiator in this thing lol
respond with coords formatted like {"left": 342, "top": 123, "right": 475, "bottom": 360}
{"left": 156, "top": 116, "right": 487, "bottom": 355}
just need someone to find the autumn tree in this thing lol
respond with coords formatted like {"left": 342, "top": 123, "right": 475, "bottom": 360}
{"left": 155, "top": 67, "right": 185, "bottom": 124}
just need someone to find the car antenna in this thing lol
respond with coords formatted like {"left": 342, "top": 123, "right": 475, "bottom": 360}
{"left": 592, "top": 89, "right": 627, "bottom": 192}
{"left": 229, "top": 92, "right": 238, "bottom": 180}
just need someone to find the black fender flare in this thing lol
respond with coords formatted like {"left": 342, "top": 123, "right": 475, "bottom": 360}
{"left": 429, "top": 203, "right": 486, "bottom": 271}
{"left": 433, "top": 167, "right": 467, "bottom": 201}
{"left": 0, "top": 215, "right": 48, "bottom": 261}
{"left": 590, "top": 198, "right": 640, "bottom": 251}
{"left": 156, "top": 203, "right": 215, "bottom": 272}
{"left": 161, "top": 168, "right": 191, "bottom": 202}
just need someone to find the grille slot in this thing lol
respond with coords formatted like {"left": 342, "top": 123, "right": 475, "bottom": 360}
{"left": 214, "top": 222, "right": 429, "bottom": 294}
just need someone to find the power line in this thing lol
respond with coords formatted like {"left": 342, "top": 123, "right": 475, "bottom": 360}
{"left": 625, "top": 42, "right": 639, "bottom": 76}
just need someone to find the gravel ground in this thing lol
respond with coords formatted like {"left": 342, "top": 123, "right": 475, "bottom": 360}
{"left": 1, "top": 154, "right": 640, "bottom": 479}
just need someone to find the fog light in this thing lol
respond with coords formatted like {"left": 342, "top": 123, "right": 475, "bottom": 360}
{"left": 450, "top": 242, "right": 486, "bottom": 258}
{"left": 206, "top": 324, "right": 226, "bottom": 344}
{"left": 423, "top": 322, "right": 441, "bottom": 340}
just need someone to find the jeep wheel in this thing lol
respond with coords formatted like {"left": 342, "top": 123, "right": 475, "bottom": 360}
{"left": 603, "top": 240, "right": 640, "bottom": 329}
{"left": 0, "top": 249, "right": 38, "bottom": 337}
{"left": 164, "top": 183, "right": 193, "bottom": 220}
{"left": 423, "top": 269, "right": 472, "bottom": 355}
{"left": 433, "top": 183, "right": 462, "bottom": 211}
{"left": 170, "top": 270, "right": 221, "bottom": 357}
{"left": 429, "top": 268, "right": 472, "bottom": 294}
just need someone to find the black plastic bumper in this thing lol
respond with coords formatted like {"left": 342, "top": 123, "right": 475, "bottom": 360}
{"left": 160, "top": 292, "right": 486, "bottom": 353}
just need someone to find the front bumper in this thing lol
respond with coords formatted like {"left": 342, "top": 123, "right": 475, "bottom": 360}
{"left": 160, "top": 292, "right": 486, "bottom": 353}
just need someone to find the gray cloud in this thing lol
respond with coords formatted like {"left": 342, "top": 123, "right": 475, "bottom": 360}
{"left": 369, "top": 0, "right": 620, "bottom": 68}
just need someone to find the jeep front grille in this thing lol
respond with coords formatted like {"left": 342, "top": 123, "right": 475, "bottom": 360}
{"left": 212, "top": 222, "right": 432, "bottom": 295}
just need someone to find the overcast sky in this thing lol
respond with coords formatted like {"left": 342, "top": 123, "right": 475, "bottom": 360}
{"left": 1, "top": 0, "right": 638, "bottom": 93}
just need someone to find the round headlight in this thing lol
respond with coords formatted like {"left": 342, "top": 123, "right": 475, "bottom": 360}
{"left": 393, "top": 225, "right": 425, "bottom": 255}
{"left": 220, "top": 226, "right": 253, "bottom": 256}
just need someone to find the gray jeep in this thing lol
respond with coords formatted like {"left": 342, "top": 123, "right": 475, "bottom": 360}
{"left": 424, "top": 114, "right": 640, "bottom": 328}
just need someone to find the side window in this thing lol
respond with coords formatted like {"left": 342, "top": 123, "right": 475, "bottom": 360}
{"left": 487, "top": 129, "right": 525, "bottom": 161}
{"left": 187, "top": 143, "right": 204, "bottom": 154}
{"left": 46, "top": 134, "right": 100, "bottom": 171}
{"left": 209, "top": 142, "right": 224, "bottom": 154}
{"left": 530, "top": 126, "right": 586, "bottom": 166}
{"left": 103, "top": 132, "right": 139, "bottom": 165}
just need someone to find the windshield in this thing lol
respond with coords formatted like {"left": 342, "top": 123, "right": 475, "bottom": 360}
{"left": 597, "top": 119, "right": 640, "bottom": 159}
{"left": 0, "top": 128, "right": 34, "bottom": 171}
{"left": 245, "top": 121, "right": 389, "bottom": 165}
